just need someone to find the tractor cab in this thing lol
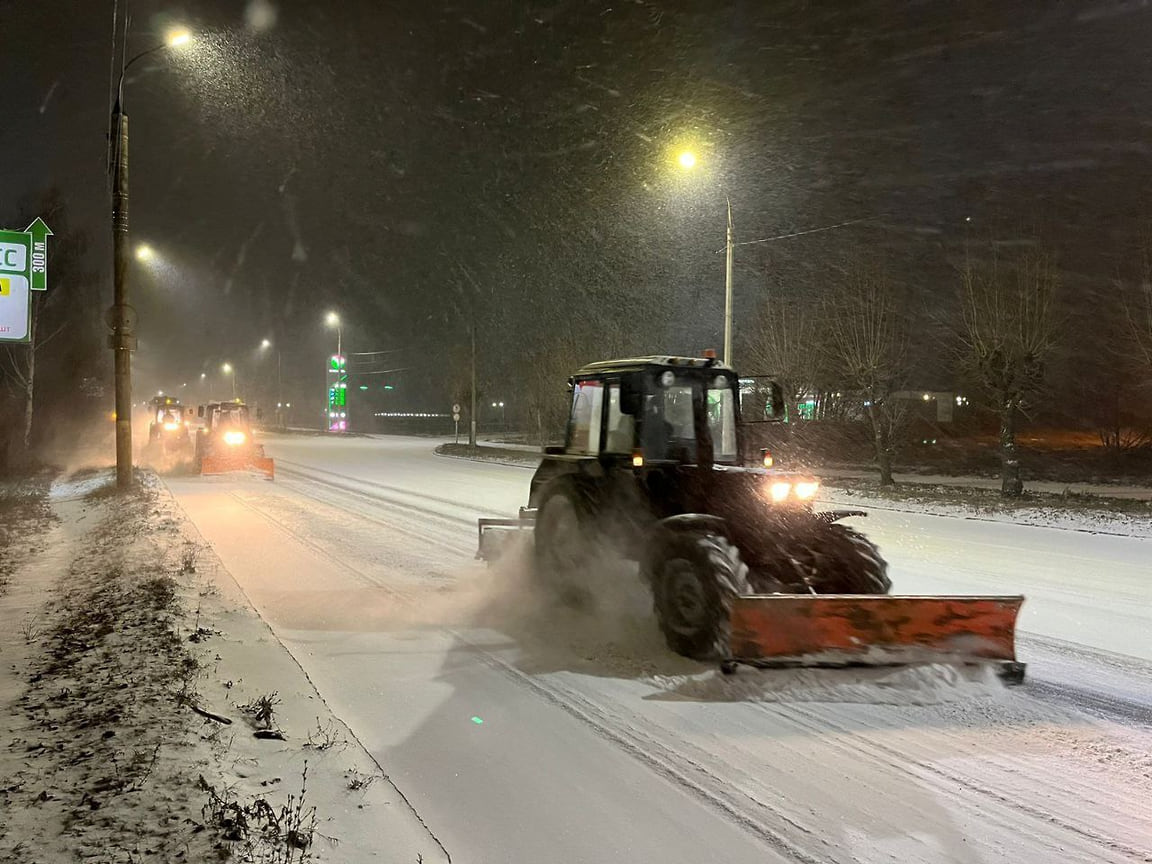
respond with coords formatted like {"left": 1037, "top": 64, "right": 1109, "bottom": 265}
{"left": 558, "top": 355, "right": 785, "bottom": 469}
{"left": 147, "top": 396, "right": 191, "bottom": 443}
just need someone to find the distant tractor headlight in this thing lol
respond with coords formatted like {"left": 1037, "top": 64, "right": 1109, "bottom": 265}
{"left": 163, "top": 422, "right": 180, "bottom": 431}
{"left": 223, "top": 430, "right": 247, "bottom": 446}
{"left": 794, "top": 481, "right": 820, "bottom": 500}
{"left": 769, "top": 481, "right": 792, "bottom": 502}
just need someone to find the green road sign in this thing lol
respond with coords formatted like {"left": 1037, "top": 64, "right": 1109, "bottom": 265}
{"left": 26, "top": 218, "right": 52, "bottom": 292}
{"left": 0, "top": 218, "right": 51, "bottom": 343}
{"left": 0, "top": 229, "right": 32, "bottom": 343}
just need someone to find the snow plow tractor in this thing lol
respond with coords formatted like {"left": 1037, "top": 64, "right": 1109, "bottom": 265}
{"left": 144, "top": 396, "right": 194, "bottom": 466}
{"left": 477, "top": 355, "right": 1024, "bottom": 682}
{"left": 194, "top": 401, "right": 275, "bottom": 480}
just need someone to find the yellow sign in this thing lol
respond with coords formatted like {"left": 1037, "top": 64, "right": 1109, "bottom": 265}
{"left": 0, "top": 277, "right": 9, "bottom": 296}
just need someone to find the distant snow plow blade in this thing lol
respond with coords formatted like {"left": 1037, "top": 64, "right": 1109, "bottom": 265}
{"left": 199, "top": 454, "right": 275, "bottom": 480}
{"left": 728, "top": 595, "right": 1026, "bottom": 683}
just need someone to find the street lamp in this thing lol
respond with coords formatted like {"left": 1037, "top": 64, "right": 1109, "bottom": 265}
{"left": 135, "top": 244, "right": 154, "bottom": 262}
{"left": 108, "top": 26, "right": 193, "bottom": 488}
{"left": 325, "top": 311, "right": 342, "bottom": 359}
{"left": 222, "top": 362, "right": 236, "bottom": 399}
{"left": 676, "top": 149, "right": 734, "bottom": 366}
{"left": 259, "top": 339, "right": 282, "bottom": 427}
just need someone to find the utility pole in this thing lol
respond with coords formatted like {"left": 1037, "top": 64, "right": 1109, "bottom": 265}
{"left": 724, "top": 196, "right": 734, "bottom": 367}
{"left": 277, "top": 350, "right": 282, "bottom": 428}
{"left": 106, "top": 27, "right": 191, "bottom": 489}
{"left": 109, "top": 103, "right": 135, "bottom": 489}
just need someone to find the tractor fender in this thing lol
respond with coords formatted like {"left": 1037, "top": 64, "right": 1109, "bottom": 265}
{"left": 640, "top": 514, "right": 735, "bottom": 588}
{"left": 817, "top": 509, "right": 868, "bottom": 524}
{"left": 657, "top": 513, "right": 731, "bottom": 537}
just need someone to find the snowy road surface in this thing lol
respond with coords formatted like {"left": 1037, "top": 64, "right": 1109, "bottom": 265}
{"left": 165, "top": 434, "right": 1152, "bottom": 864}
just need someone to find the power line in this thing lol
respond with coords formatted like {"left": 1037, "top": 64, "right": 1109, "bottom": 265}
{"left": 716, "top": 217, "right": 873, "bottom": 252}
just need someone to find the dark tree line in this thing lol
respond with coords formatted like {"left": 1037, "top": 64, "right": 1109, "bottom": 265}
{"left": 1, "top": 191, "right": 106, "bottom": 474}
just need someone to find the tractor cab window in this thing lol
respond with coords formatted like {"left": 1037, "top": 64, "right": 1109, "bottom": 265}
{"left": 604, "top": 384, "right": 636, "bottom": 454}
{"left": 642, "top": 384, "right": 697, "bottom": 462}
{"left": 706, "top": 377, "right": 738, "bottom": 462}
{"left": 568, "top": 380, "right": 604, "bottom": 454}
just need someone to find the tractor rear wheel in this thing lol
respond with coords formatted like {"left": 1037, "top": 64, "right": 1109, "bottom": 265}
{"left": 648, "top": 532, "right": 750, "bottom": 660}
{"left": 533, "top": 482, "right": 598, "bottom": 607}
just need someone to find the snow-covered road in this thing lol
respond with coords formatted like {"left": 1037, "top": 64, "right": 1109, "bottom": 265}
{"left": 165, "top": 434, "right": 1152, "bottom": 863}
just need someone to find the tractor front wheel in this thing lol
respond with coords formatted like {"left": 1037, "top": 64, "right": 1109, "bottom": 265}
{"left": 810, "top": 524, "right": 891, "bottom": 594}
{"left": 648, "top": 532, "right": 751, "bottom": 660}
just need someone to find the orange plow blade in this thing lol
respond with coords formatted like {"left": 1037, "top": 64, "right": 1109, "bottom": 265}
{"left": 200, "top": 454, "right": 275, "bottom": 480}
{"left": 729, "top": 594, "right": 1025, "bottom": 679}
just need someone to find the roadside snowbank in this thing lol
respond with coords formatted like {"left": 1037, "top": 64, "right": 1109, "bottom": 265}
{"left": 820, "top": 485, "right": 1152, "bottom": 538}
{"left": 0, "top": 470, "right": 446, "bottom": 863}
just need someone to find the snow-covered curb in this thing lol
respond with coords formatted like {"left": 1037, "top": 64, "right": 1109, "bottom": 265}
{"left": 820, "top": 485, "right": 1152, "bottom": 538}
{"left": 433, "top": 442, "right": 539, "bottom": 468}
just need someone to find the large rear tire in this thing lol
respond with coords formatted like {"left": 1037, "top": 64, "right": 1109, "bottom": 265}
{"left": 648, "top": 532, "right": 750, "bottom": 660}
{"left": 533, "top": 481, "right": 598, "bottom": 607}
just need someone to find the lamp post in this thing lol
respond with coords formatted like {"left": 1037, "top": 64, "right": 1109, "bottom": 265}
{"left": 108, "top": 28, "right": 191, "bottom": 488}
{"left": 325, "top": 311, "right": 342, "bottom": 359}
{"left": 325, "top": 312, "right": 344, "bottom": 432}
{"left": 677, "top": 150, "right": 735, "bottom": 366}
{"left": 222, "top": 362, "right": 236, "bottom": 399}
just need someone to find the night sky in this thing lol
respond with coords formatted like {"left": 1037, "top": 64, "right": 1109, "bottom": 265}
{"left": 3, "top": 1, "right": 1152, "bottom": 415}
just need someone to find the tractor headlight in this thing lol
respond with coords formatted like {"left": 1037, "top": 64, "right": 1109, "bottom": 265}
{"left": 794, "top": 481, "right": 820, "bottom": 500}
{"left": 223, "top": 430, "right": 247, "bottom": 446}
{"left": 163, "top": 422, "right": 180, "bottom": 431}
{"left": 769, "top": 482, "right": 792, "bottom": 502}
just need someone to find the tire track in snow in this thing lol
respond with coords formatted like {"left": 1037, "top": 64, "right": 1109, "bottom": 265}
{"left": 272, "top": 469, "right": 470, "bottom": 558}
{"left": 276, "top": 460, "right": 504, "bottom": 524}
{"left": 772, "top": 700, "right": 1150, "bottom": 861}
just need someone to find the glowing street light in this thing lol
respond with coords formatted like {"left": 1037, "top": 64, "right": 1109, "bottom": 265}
{"left": 260, "top": 338, "right": 271, "bottom": 349}
{"left": 675, "top": 148, "right": 734, "bottom": 365}
{"left": 221, "top": 362, "right": 236, "bottom": 399}
{"left": 166, "top": 29, "right": 192, "bottom": 47}
{"left": 325, "top": 311, "right": 342, "bottom": 358}
{"left": 135, "top": 244, "right": 154, "bottom": 262}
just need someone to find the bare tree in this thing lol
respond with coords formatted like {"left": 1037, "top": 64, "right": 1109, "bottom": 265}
{"left": 823, "top": 260, "right": 909, "bottom": 486}
{"left": 958, "top": 244, "right": 1058, "bottom": 496}
{"left": 742, "top": 288, "right": 832, "bottom": 413}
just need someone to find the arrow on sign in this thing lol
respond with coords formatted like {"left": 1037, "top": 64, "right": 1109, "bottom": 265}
{"left": 25, "top": 218, "right": 52, "bottom": 292}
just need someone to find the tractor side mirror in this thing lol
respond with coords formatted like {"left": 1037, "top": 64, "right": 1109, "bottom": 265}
{"left": 197, "top": 405, "right": 205, "bottom": 418}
